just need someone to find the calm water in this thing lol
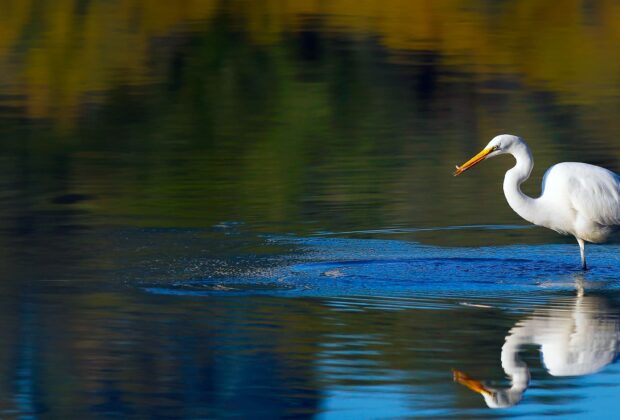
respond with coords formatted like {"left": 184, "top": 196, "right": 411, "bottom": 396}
{"left": 2, "top": 1, "right": 620, "bottom": 418}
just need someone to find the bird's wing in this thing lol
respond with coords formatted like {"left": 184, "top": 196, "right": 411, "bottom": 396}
{"left": 567, "top": 164, "right": 620, "bottom": 226}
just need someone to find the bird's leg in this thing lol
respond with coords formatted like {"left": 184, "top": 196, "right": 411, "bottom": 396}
{"left": 577, "top": 238, "right": 587, "bottom": 270}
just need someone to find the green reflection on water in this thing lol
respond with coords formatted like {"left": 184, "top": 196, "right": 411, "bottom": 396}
{"left": 0, "top": 1, "right": 620, "bottom": 242}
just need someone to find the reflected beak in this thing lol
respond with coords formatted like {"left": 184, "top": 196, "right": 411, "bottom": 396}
{"left": 453, "top": 147, "right": 493, "bottom": 176}
{"left": 452, "top": 369, "right": 493, "bottom": 397}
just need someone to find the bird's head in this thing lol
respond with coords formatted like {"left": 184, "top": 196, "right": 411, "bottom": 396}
{"left": 454, "top": 134, "right": 525, "bottom": 176}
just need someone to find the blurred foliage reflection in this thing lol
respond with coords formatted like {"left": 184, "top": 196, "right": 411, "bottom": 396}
{"left": 2, "top": 2, "right": 620, "bottom": 417}
{"left": 3, "top": 1, "right": 620, "bottom": 237}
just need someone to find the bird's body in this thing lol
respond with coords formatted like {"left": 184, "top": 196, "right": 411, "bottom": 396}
{"left": 454, "top": 134, "right": 620, "bottom": 269}
{"left": 536, "top": 162, "right": 620, "bottom": 243}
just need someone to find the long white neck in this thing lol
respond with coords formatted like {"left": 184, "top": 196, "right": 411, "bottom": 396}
{"left": 503, "top": 144, "right": 541, "bottom": 226}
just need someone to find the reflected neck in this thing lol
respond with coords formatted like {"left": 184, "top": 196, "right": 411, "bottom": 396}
{"left": 501, "top": 329, "right": 531, "bottom": 393}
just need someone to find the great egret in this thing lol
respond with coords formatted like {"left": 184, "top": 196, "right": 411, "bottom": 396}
{"left": 454, "top": 134, "right": 620, "bottom": 269}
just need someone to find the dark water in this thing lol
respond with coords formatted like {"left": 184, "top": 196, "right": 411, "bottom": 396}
{"left": 2, "top": 1, "right": 620, "bottom": 418}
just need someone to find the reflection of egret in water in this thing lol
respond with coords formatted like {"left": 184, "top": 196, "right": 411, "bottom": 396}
{"left": 454, "top": 278, "right": 620, "bottom": 408}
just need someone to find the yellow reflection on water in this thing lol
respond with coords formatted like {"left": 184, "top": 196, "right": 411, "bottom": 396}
{"left": 3, "top": 0, "right": 620, "bottom": 125}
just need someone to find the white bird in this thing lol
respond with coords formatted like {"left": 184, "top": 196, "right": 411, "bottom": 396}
{"left": 454, "top": 134, "right": 620, "bottom": 269}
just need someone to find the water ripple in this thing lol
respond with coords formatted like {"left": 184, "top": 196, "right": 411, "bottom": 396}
{"left": 140, "top": 230, "right": 620, "bottom": 307}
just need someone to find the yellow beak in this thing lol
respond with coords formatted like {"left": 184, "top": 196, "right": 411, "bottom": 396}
{"left": 452, "top": 369, "right": 493, "bottom": 397}
{"left": 453, "top": 147, "right": 493, "bottom": 176}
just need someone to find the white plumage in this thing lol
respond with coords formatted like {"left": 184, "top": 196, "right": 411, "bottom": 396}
{"left": 454, "top": 134, "right": 620, "bottom": 269}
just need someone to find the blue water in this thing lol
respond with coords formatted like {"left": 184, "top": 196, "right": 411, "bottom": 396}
{"left": 142, "top": 227, "right": 620, "bottom": 298}
{"left": 0, "top": 221, "right": 618, "bottom": 418}
{"left": 110, "top": 225, "right": 620, "bottom": 418}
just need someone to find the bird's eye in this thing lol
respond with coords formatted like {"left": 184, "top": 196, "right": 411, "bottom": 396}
{"left": 493, "top": 145, "right": 500, "bottom": 151}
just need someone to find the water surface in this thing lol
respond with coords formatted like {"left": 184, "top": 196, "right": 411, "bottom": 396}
{"left": 1, "top": 1, "right": 620, "bottom": 418}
